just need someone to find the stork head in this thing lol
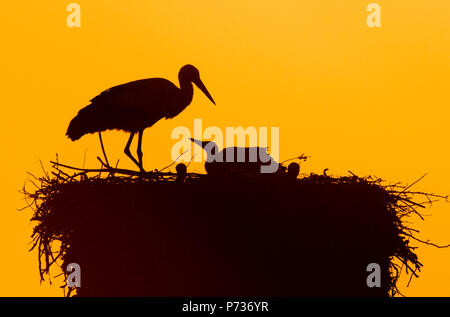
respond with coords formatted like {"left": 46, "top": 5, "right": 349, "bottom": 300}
{"left": 179, "top": 65, "right": 216, "bottom": 105}
{"left": 189, "top": 138, "right": 218, "bottom": 159}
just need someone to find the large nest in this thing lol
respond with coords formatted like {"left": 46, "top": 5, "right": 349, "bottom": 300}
{"left": 22, "top": 159, "right": 447, "bottom": 297}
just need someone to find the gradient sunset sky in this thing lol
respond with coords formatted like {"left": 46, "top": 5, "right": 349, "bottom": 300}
{"left": 0, "top": 1, "right": 449, "bottom": 296}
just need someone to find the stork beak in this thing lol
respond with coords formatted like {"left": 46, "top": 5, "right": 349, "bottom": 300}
{"left": 190, "top": 138, "right": 202, "bottom": 147}
{"left": 189, "top": 138, "right": 209, "bottom": 149}
{"left": 194, "top": 77, "right": 216, "bottom": 105}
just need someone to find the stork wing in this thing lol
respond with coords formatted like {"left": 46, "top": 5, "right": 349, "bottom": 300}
{"left": 90, "top": 78, "right": 179, "bottom": 112}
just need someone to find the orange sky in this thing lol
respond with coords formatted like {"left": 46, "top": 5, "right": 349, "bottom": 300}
{"left": 0, "top": 1, "right": 449, "bottom": 296}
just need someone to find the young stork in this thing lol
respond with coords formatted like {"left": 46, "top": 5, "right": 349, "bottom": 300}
{"left": 190, "top": 138, "right": 279, "bottom": 175}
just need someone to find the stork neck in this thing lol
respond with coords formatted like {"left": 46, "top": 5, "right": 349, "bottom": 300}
{"left": 179, "top": 78, "right": 194, "bottom": 105}
{"left": 204, "top": 142, "right": 219, "bottom": 162}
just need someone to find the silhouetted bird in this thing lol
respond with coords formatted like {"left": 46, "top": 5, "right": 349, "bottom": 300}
{"left": 287, "top": 162, "right": 300, "bottom": 179}
{"left": 175, "top": 163, "right": 187, "bottom": 182}
{"left": 66, "top": 65, "right": 216, "bottom": 172}
{"left": 190, "top": 138, "right": 279, "bottom": 175}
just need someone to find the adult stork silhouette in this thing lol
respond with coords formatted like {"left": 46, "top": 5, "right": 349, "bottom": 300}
{"left": 66, "top": 65, "right": 215, "bottom": 172}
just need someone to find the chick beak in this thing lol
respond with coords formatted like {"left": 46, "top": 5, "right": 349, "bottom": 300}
{"left": 189, "top": 138, "right": 209, "bottom": 149}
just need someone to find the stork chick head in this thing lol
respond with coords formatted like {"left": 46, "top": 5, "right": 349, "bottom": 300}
{"left": 189, "top": 138, "right": 219, "bottom": 161}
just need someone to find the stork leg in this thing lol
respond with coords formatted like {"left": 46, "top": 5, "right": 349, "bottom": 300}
{"left": 124, "top": 132, "right": 140, "bottom": 170}
{"left": 98, "top": 132, "right": 110, "bottom": 167}
{"left": 137, "top": 130, "right": 145, "bottom": 172}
